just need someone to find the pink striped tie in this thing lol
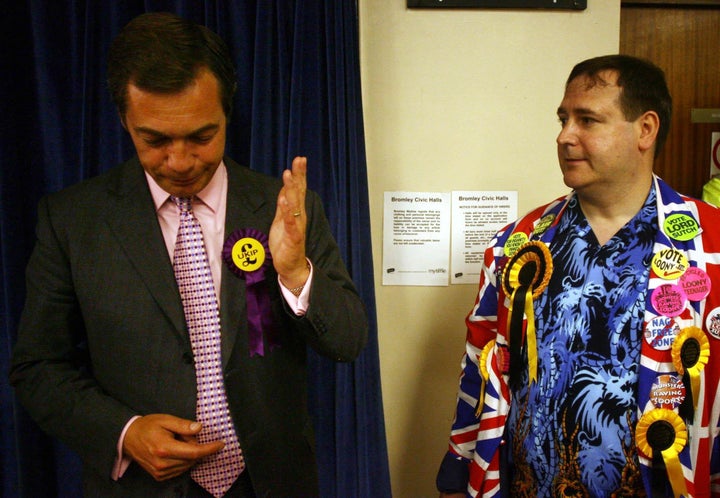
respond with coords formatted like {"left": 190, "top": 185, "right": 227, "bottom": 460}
{"left": 172, "top": 196, "right": 244, "bottom": 497}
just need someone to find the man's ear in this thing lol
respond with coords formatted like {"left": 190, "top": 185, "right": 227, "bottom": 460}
{"left": 637, "top": 110, "right": 660, "bottom": 154}
{"left": 119, "top": 112, "right": 128, "bottom": 131}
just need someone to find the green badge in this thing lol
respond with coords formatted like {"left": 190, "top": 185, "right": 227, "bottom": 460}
{"left": 663, "top": 214, "right": 699, "bottom": 241}
{"left": 504, "top": 232, "right": 529, "bottom": 257}
{"left": 532, "top": 214, "right": 556, "bottom": 237}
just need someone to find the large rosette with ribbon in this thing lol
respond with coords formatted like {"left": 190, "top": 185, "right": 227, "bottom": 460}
{"left": 500, "top": 240, "right": 552, "bottom": 389}
{"left": 636, "top": 408, "right": 688, "bottom": 497}
{"left": 222, "top": 228, "right": 279, "bottom": 356}
{"left": 672, "top": 326, "right": 709, "bottom": 420}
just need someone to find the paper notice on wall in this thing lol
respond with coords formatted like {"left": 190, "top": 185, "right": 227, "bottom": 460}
{"left": 450, "top": 191, "right": 518, "bottom": 284}
{"left": 382, "top": 192, "right": 451, "bottom": 286}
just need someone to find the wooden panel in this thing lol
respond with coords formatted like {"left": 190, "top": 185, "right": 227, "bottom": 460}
{"left": 620, "top": 6, "right": 720, "bottom": 199}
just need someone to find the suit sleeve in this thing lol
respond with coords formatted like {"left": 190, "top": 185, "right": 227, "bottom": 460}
{"left": 286, "top": 189, "right": 368, "bottom": 362}
{"left": 9, "top": 195, "right": 137, "bottom": 478}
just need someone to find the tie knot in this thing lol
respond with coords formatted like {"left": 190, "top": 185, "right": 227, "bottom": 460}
{"left": 171, "top": 196, "right": 193, "bottom": 214}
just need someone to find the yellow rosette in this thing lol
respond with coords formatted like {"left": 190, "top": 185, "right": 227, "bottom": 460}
{"left": 475, "top": 340, "right": 495, "bottom": 417}
{"left": 672, "top": 326, "right": 709, "bottom": 420}
{"left": 636, "top": 409, "right": 688, "bottom": 498}
{"left": 500, "top": 241, "right": 552, "bottom": 387}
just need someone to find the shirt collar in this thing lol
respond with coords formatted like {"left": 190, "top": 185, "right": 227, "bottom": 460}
{"left": 145, "top": 160, "right": 227, "bottom": 214}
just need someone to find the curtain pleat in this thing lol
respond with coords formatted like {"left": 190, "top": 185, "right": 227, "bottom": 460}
{"left": 0, "top": 1, "right": 390, "bottom": 496}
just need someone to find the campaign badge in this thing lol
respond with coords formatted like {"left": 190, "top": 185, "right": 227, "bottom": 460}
{"left": 649, "top": 374, "right": 685, "bottom": 410}
{"left": 532, "top": 214, "right": 555, "bottom": 237}
{"left": 230, "top": 237, "right": 265, "bottom": 272}
{"left": 644, "top": 316, "right": 681, "bottom": 351}
{"left": 705, "top": 306, "right": 720, "bottom": 340}
{"left": 663, "top": 213, "right": 699, "bottom": 241}
{"left": 650, "top": 284, "right": 687, "bottom": 318}
{"left": 504, "top": 232, "right": 529, "bottom": 257}
{"left": 679, "top": 266, "right": 711, "bottom": 301}
{"left": 651, "top": 248, "right": 688, "bottom": 280}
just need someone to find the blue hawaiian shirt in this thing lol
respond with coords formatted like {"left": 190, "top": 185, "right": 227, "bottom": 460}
{"left": 506, "top": 186, "right": 658, "bottom": 497}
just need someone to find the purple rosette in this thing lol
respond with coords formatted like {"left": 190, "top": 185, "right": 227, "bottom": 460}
{"left": 222, "top": 228, "right": 279, "bottom": 356}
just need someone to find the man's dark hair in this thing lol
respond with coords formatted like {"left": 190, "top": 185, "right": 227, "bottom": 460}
{"left": 567, "top": 54, "right": 672, "bottom": 157}
{"left": 107, "top": 12, "right": 237, "bottom": 120}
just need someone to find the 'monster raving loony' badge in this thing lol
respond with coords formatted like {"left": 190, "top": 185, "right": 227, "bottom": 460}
{"left": 649, "top": 374, "right": 685, "bottom": 410}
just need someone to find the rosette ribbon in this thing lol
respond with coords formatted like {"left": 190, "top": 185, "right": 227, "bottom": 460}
{"left": 500, "top": 241, "right": 552, "bottom": 389}
{"left": 672, "top": 326, "right": 709, "bottom": 421}
{"left": 475, "top": 340, "right": 495, "bottom": 417}
{"left": 222, "top": 229, "right": 279, "bottom": 356}
{"left": 636, "top": 408, "right": 688, "bottom": 498}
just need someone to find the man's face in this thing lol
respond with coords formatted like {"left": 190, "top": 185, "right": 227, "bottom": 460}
{"left": 556, "top": 71, "right": 645, "bottom": 194}
{"left": 123, "top": 69, "right": 227, "bottom": 198}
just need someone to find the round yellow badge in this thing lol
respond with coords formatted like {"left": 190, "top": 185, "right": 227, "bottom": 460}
{"left": 504, "top": 232, "right": 529, "bottom": 257}
{"left": 231, "top": 237, "right": 266, "bottom": 272}
{"left": 651, "top": 248, "right": 688, "bottom": 280}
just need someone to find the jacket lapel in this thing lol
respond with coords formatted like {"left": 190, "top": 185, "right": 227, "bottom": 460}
{"left": 103, "top": 158, "right": 188, "bottom": 344}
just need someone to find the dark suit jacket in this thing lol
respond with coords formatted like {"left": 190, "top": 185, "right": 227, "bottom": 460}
{"left": 10, "top": 157, "right": 368, "bottom": 497}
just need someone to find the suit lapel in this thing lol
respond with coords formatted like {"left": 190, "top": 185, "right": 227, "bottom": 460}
{"left": 103, "top": 159, "right": 188, "bottom": 343}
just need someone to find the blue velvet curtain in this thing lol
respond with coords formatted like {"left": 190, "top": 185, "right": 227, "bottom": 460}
{"left": 0, "top": 1, "right": 390, "bottom": 497}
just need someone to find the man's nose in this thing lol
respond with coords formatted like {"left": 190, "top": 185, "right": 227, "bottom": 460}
{"left": 166, "top": 140, "right": 193, "bottom": 170}
{"left": 556, "top": 122, "right": 577, "bottom": 145}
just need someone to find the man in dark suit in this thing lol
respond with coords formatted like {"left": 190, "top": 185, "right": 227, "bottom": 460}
{"left": 10, "top": 12, "right": 368, "bottom": 498}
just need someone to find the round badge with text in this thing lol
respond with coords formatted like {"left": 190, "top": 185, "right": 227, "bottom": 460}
{"left": 230, "top": 237, "right": 266, "bottom": 272}
{"left": 532, "top": 214, "right": 555, "bottom": 237}
{"left": 651, "top": 284, "right": 687, "bottom": 318}
{"left": 651, "top": 248, "right": 688, "bottom": 280}
{"left": 663, "top": 213, "right": 699, "bottom": 241}
{"left": 705, "top": 306, "right": 720, "bottom": 340}
{"left": 644, "top": 315, "right": 681, "bottom": 351}
{"left": 679, "top": 266, "right": 711, "bottom": 301}
{"left": 650, "top": 374, "right": 685, "bottom": 410}
{"left": 504, "top": 232, "right": 529, "bottom": 257}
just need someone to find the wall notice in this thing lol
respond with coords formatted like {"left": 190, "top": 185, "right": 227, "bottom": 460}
{"left": 382, "top": 192, "right": 451, "bottom": 286}
{"left": 451, "top": 191, "right": 517, "bottom": 284}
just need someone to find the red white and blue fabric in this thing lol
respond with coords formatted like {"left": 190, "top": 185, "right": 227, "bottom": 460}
{"left": 443, "top": 176, "right": 720, "bottom": 497}
{"left": 173, "top": 196, "right": 244, "bottom": 498}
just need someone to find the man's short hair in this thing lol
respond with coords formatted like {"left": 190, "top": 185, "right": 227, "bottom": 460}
{"left": 107, "top": 12, "right": 237, "bottom": 120}
{"left": 567, "top": 54, "right": 672, "bottom": 157}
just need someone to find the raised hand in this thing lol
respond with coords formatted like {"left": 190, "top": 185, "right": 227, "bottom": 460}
{"left": 269, "top": 156, "right": 310, "bottom": 289}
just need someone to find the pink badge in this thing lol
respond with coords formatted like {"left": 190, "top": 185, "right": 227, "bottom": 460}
{"left": 651, "top": 283, "right": 687, "bottom": 317}
{"left": 679, "top": 266, "right": 711, "bottom": 301}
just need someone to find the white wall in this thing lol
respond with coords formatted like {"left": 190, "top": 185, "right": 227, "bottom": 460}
{"left": 359, "top": 1, "right": 621, "bottom": 496}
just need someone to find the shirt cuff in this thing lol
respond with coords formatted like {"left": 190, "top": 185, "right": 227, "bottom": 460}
{"left": 436, "top": 452, "right": 470, "bottom": 493}
{"left": 278, "top": 259, "right": 312, "bottom": 316}
{"left": 112, "top": 415, "right": 141, "bottom": 480}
